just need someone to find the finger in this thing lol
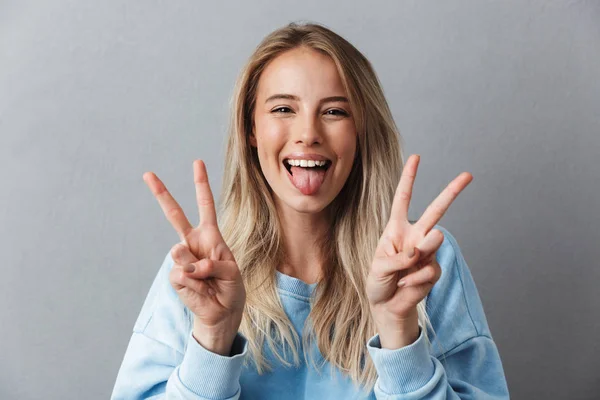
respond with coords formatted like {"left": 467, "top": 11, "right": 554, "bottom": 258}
{"left": 183, "top": 258, "right": 240, "bottom": 281}
{"left": 143, "top": 172, "right": 194, "bottom": 243}
{"left": 398, "top": 261, "right": 442, "bottom": 287}
{"left": 170, "top": 264, "right": 185, "bottom": 290}
{"left": 377, "top": 238, "right": 398, "bottom": 258}
{"left": 171, "top": 243, "right": 199, "bottom": 266}
{"left": 415, "top": 172, "right": 473, "bottom": 233}
{"left": 412, "top": 229, "right": 445, "bottom": 260}
{"left": 397, "top": 281, "right": 435, "bottom": 302}
{"left": 373, "top": 247, "right": 422, "bottom": 276}
{"left": 397, "top": 229, "right": 443, "bottom": 286}
{"left": 181, "top": 276, "right": 216, "bottom": 297}
{"left": 170, "top": 266, "right": 213, "bottom": 296}
{"left": 388, "top": 154, "right": 420, "bottom": 224}
{"left": 194, "top": 160, "right": 218, "bottom": 227}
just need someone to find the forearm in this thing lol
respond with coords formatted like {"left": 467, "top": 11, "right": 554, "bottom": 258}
{"left": 367, "top": 330, "right": 509, "bottom": 399}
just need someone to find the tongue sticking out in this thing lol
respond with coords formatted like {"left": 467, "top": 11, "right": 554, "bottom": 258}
{"left": 289, "top": 166, "right": 327, "bottom": 195}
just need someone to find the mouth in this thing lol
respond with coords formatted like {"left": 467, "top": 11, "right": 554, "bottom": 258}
{"left": 282, "top": 157, "right": 333, "bottom": 196}
{"left": 283, "top": 159, "right": 332, "bottom": 176}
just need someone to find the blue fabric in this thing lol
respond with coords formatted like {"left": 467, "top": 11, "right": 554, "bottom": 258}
{"left": 111, "top": 225, "right": 509, "bottom": 399}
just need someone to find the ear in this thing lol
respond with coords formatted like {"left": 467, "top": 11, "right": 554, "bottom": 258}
{"left": 249, "top": 125, "right": 257, "bottom": 147}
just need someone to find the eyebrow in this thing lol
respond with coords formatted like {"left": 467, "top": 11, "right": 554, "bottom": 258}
{"left": 264, "top": 94, "right": 349, "bottom": 105}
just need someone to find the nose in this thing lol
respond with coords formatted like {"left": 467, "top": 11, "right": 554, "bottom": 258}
{"left": 294, "top": 114, "right": 323, "bottom": 146}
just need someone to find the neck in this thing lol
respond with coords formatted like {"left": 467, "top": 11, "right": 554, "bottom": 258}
{"left": 275, "top": 202, "right": 331, "bottom": 285}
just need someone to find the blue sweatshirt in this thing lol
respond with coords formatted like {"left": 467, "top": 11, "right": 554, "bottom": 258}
{"left": 111, "top": 225, "right": 509, "bottom": 399}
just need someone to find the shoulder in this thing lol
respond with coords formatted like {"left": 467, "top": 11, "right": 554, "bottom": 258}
{"left": 430, "top": 225, "right": 461, "bottom": 270}
{"left": 425, "top": 225, "right": 493, "bottom": 356}
{"left": 427, "top": 225, "right": 469, "bottom": 297}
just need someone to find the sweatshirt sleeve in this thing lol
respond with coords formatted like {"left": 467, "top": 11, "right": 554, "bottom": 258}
{"left": 111, "top": 251, "right": 249, "bottom": 400}
{"left": 366, "top": 225, "right": 510, "bottom": 399}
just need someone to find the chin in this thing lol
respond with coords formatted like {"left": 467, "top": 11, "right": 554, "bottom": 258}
{"left": 280, "top": 193, "right": 333, "bottom": 215}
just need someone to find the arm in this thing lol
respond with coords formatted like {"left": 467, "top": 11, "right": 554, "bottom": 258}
{"left": 111, "top": 252, "right": 248, "bottom": 400}
{"left": 366, "top": 225, "right": 510, "bottom": 399}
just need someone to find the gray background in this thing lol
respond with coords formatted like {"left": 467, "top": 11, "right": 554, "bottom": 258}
{"left": 1, "top": 0, "right": 598, "bottom": 399}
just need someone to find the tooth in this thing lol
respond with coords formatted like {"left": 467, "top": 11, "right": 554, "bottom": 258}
{"left": 286, "top": 159, "right": 329, "bottom": 167}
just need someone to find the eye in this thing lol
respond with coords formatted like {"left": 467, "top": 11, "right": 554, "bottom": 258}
{"left": 272, "top": 106, "right": 293, "bottom": 113}
{"left": 325, "top": 109, "right": 349, "bottom": 117}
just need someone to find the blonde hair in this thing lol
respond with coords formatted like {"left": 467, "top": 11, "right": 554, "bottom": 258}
{"left": 216, "top": 21, "right": 435, "bottom": 392}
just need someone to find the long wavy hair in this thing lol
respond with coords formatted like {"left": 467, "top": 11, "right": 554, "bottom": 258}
{"left": 216, "top": 21, "right": 435, "bottom": 392}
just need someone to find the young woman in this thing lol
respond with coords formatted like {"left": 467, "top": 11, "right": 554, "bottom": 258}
{"left": 112, "top": 22, "right": 509, "bottom": 399}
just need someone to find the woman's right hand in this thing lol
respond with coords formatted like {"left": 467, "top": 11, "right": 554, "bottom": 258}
{"left": 143, "top": 160, "right": 246, "bottom": 356}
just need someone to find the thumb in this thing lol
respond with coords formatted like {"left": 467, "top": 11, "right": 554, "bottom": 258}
{"left": 183, "top": 258, "right": 239, "bottom": 281}
{"left": 171, "top": 243, "right": 199, "bottom": 266}
{"left": 414, "top": 229, "right": 445, "bottom": 260}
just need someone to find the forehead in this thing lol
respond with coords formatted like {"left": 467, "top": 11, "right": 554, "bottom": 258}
{"left": 256, "top": 47, "right": 346, "bottom": 99}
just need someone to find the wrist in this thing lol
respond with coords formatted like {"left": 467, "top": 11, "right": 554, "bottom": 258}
{"left": 378, "top": 323, "right": 420, "bottom": 349}
{"left": 192, "top": 319, "right": 239, "bottom": 356}
{"left": 373, "top": 309, "right": 420, "bottom": 350}
{"left": 192, "top": 330, "right": 235, "bottom": 357}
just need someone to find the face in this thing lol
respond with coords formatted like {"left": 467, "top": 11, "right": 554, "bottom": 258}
{"left": 251, "top": 47, "right": 357, "bottom": 216}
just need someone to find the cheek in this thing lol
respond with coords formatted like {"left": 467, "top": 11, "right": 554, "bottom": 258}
{"left": 343, "top": 139, "right": 357, "bottom": 159}
{"left": 255, "top": 119, "right": 287, "bottom": 151}
{"left": 254, "top": 120, "right": 288, "bottom": 175}
{"left": 333, "top": 127, "right": 357, "bottom": 163}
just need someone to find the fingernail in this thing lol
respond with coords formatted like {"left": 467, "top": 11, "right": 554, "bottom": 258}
{"left": 184, "top": 264, "right": 195, "bottom": 273}
{"left": 398, "top": 280, "right": 407, "bottom": 287}
{"left": 407, "top": 247, "right": 419, "bottom": 258}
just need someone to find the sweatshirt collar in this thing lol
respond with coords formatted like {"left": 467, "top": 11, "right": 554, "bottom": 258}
{"left": 275, "top": 270, "right": 318, "bottom": 298}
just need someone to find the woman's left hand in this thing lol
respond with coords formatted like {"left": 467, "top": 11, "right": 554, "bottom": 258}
{"left": 366, "top": 154, "right": 473, "bottom": 349}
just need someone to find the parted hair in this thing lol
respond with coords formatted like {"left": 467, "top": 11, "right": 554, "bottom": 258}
{"left": 215, "top": 21, "right": 433, "bottom": 392}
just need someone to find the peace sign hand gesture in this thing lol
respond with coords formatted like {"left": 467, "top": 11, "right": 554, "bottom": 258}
{"left": 143, "top": 160, "right": 246, "bottom": 356}
{"left": 366, "top": 155, "right": 473, "bottom": 349}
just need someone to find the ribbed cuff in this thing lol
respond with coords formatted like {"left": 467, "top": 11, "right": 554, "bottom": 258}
{"left": 178, "top": 330, "right": 248, "bottom": 398}
{"left": 366, "top": 326, "right": 435, "bottom": 394}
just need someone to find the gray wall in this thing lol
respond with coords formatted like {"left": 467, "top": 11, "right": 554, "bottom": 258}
{"left": 1, "top": 1, "right": 598, "bottom": 399}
